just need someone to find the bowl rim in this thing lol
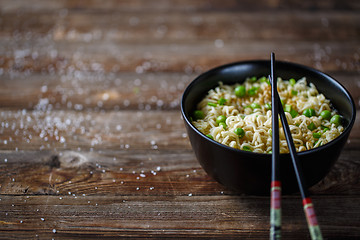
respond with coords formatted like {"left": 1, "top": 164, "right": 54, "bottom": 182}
{"left": 181, "top": 59, "right": 357, "bottom": 157}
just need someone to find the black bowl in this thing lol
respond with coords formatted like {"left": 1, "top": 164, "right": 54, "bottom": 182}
{"left": 181, "top": 60, "right": 356, "bottom": 195}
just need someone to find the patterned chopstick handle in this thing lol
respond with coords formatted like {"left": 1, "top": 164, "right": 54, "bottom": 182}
{"left": 270, "top": 180, "right": 281, "bottom": 240}
{"left": 303, "top": 198, "right": 323, "bottom": 240}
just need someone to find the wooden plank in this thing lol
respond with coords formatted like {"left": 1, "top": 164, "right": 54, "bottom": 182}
{"left": 0, "top": 110, "right": 190, "bottom": 150}
{"left": 0, "top": 72, "right": 358, "bottom": 110}
{"left": 0, "top": 195, "right": 359, "bottom": 239}
{"left": 1, "top": 11, "right": 359, "bottom": 41}
{"left": 0, "top": 149, "right": 220, "bottom": 196}
{"left": 0, "top": 145, "right": 359, "bottom": 196}
{"left": 0, "top": 0, "right": 359, "bottom": 13}
{"left": 0, "top": 72, "right": 193, "bottom": 110}
{"left": 1, "top": 39, "right": 359, "bottom": 74}
{"left": 0, "top": 110, "right": 359, "bottom": 151}
{"left": 0, "top": 1, "right": 359, "bottom": 239}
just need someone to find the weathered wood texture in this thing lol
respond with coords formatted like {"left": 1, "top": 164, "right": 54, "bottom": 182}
{"left": 0, "top": 0, "right": 359, "bottom": 239}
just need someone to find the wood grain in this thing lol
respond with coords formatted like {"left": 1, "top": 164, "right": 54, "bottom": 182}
{"left": 1, "top": 11, "right": 359, "bottom": 41}
{"left": 0, "top": 195, "right": 359, "bottom": 239}
{"left": 1, "top": 0, "right": 359, "bottom": 239}
{"left": 0, "top": 72, "right": 358, "bottom": 110}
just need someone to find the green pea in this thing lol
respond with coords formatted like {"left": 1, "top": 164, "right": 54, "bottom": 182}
{"left": 216, "top": 115, "right": 226, "bottom": 124}
{"left": 289, "top": 78, "right": 296, "bottom": 86}
{"left": 234, "top": 128, "right": 245, "bottom": 138}
{"left": 307, "top": 122, "right": 316, "bottom": 131}
{"left": 303, "top": 108, "right": 316, "bottom": 117}
{"left": 235, "top": 85, "right": 246, "bottom": 97}
{"left": 250, "top": 102, "right": 261, "bottom": 109}
{"left": 259, "top": 76, "right": 267, "bottom": 83}
{"left": 250, "top": 76, "right": 257, "bottom": 82}
{"left": 207, "top": 102, "right": 217, "bottom": 107}
{"left": 330, "top": 114, "right": 341, "bottom": 127}
{"left": 193, "top": 110, "right": 204, "bottom": 120}
{"left": 219, "top": 122, "right": 227, "bottom": 129}
{"left": 218, "top": 98, "right": 227, "bottom": 105}
{"left": 313, "top": 132, "right": 322, "bottom": 139}
{"left": 320, "top": 110, "right": 331, "bottom": 120}
{"left": 321, "top": 125, "right": 330, "bottom": 132}
{"left": 206, "top": 134, "right": 213, "bottom": 139}
{"left": 242, "top": 146, "right": 252, "bottom": 152}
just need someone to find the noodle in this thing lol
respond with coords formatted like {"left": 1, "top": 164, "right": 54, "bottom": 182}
{"left": 191, "top": 77, "right": 344, "bottom": 153}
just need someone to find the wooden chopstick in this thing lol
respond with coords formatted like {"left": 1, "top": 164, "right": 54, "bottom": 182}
{"left": 268, "top": 57, "right": 323, "bottom": 239}
{"left": 270, "top": 53, "right": 281, "bottom": 240}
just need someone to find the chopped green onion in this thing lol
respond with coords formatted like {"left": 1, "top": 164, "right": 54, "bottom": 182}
{"left": 291, "top": 90, "right": 298, "bottom": 96}
{"left": 303, "top": 108, "right": 316, "bottom": 117}
{"left": 193, "top": 110, "right": 204, "bottom": 120}
{"left": 247, "top": 87, "right": 259, "bottom": 96}
{"left": 290, "top": 109, "right": 298, "bottom": 118}
{"left": 265, "top": 103, "right": 272, "bottom": 110}
{"left": 313, "top": 132, "right": 322, "bottom": 139}
{"left": 218, "top": 98, "right": 227, "bottom": 105}
{"left": 321, "top": 125, "right": 330, "bottom": 132}
{"left": 259, "top": 76, "right": 267, "bottom": 82}
{"left": 206, "top": 134, "right": 213, "bottom": 139}
{"left": 207, "top": 102, "right": 217, "bottom": 107}
{"left": 242, "top": 146, "right": 252, "bottom": 152}
{"left": 284, "top": 104, "right": 292, "bottom": 112}
{"left": 307, "top": 122, "right": 316, "bottom": 131}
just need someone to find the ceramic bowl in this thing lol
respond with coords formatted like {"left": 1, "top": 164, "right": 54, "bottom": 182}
{"left": 181, "top": 60, "right": 356, "bottom": 195}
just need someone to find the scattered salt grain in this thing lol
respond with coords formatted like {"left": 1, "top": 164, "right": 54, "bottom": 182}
{"left": 52, "top": 229, "right": 57, "bottom": 233}
{"left": 214, "top": 39, "right": 224, "bottom": 48}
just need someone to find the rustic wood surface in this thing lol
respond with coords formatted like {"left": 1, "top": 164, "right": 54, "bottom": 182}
{"left": 0, "top": 0, "right": 359, "bottom": 239}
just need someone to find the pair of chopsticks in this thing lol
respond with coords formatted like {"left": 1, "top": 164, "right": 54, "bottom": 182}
{"left": 269, "top": 53, "right": 323, "bottom": 240}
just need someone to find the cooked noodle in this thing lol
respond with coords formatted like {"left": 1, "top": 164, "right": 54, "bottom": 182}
{"left": 192, "top": 77, "right": 344, "bottom": 153}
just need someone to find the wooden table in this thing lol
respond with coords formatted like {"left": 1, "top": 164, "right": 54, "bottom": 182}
{"left": 0, "top": 1, "right": 359, "bottom": 239}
